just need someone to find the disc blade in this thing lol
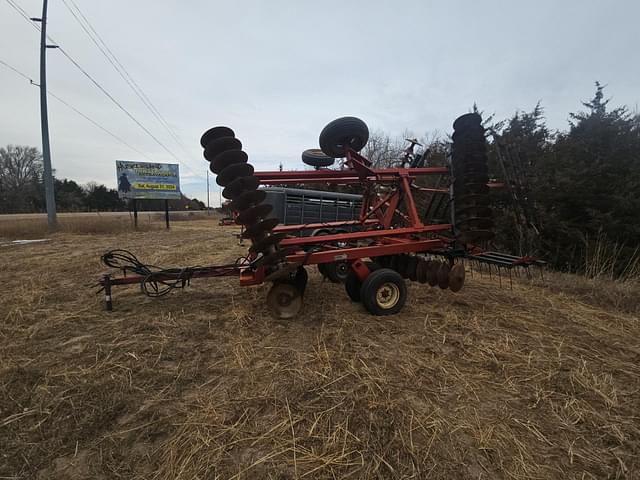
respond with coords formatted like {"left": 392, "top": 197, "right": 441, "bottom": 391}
{"left": 230, "top": 189, "right": 267, "bottom": 212}
{"left": 407, "top": 256, "right": 419, "bottom": 282}
{"left": 457, "top": 217, "right": 494, "bottom": 230}
{"left": 204, "top": 137, "right": 242, "bottom": 162}
{"left": 236, "top": 203, "right": 273, "bottom": 225}
{"left": 264, "top": 262, "right": 301, "bottom": 282}
{"left": 437, "top": 262, "right": 451, "bottom": 289}
{"left": 249, "top": 233, "right": 287, "bottom": 255}
{"left": 452, "top": 112, "right": 482, "bottom": 131}
{"left": 217, "top": 162, "right": 254, "bottom": 187}
{"left": 200, "top": 126, "right": 234, "bottom": 148}
{"left": 458, "top": 229, "right": 495, "bottom": 244}
{"left": 211, "top": 149, "right": 248, "bottom": 175}
{"left": 266, "top": 282, "right": 302, "bottom": 319}
{"left": 242, "top": 218, "right": 279, "bottom": 239}
{"left": 416, "top": 258, "right": 428, "bottom": 284}
{"left": 426, "top": 260, "right": 439, "bottom": 286}
{"left": 222, "top": 175, "right": 260, "bottom": 200}
{"left": 448, "top": 263, "right": 466, "bottom": 292}
{"left": 455, "top": 194, "right": 490, "bottom": 208}
{"left": 456, "top": 206, "right": 492, "bottom": 218}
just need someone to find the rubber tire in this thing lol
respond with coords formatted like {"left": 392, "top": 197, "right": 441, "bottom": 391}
{"left": 319, "top": 117, "right": 369, "bottom": 158}
{"left": 360, "top": 268, "right": 407, "bottom": 316}
{"left": 302, "top": 149, "right": 335, "bottom": 168}
{"left": 344, "top": 261, "right": 380, "bottom": 302}
{"left": 323, "top": 261, "right": 349, "bottom": 283}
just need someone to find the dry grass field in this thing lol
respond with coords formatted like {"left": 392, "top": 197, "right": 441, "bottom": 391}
{"left": 1, "top": 217, "right": 639, "bottom": 479}
{"left": 0, "top": 211, "right": 210, "bottom": 238}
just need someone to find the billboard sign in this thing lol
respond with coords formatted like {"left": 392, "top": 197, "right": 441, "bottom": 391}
{"left": 116, "top": 161, "right": 181, "bottom": 200}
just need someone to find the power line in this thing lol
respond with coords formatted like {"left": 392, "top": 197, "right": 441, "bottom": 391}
{"left": 3, "top": 0, "right": 206, "bottom": 181}
{"left": 0, "top": 58, "right": 154, "bottom": 160}
{"left": 62, "top": 0, "right": 192, "bottom": 155}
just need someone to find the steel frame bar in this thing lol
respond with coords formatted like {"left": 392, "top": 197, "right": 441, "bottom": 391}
{"left": 272, "top": 218, "right": 378, "bottom": 234}
{"left": 254, "top": 166, "right": 449, "bottom": 185}
{"left": 278, "top": 224, "right": 452, "bottom": 248}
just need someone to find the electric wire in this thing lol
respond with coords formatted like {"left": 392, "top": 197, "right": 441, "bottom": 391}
{"left": 0, "top": 58, "right": 154, "bottom": 160}
{"left": 3, "top": 0, "right": 206, "bottom": 181}
{"left": 60, "top": 0, "right": 193, "bottom": 156}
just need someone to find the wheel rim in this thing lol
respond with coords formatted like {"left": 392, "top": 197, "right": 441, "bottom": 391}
{"left": 376, "top": 282, "right": 400, "bottom": 309}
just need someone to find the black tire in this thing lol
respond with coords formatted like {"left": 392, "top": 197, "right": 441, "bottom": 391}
{"left": 319, "top": 117, "right": 369, "bottom": 158}
{"left": 345, "top": 261, "right": 380, "bottom": 302}
{"left": 302, "top": 149, "right": 335, "bottom": 168}
{"left": 360, "top": 268, "right": 407, "bottom": 316}
{"left": 323, "top": 261, "right": 349, "bottom": 283}
{"left": 313, "top": 229, "right": 348, "bottom": 282}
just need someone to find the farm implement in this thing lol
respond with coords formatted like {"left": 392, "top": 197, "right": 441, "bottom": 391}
{"left": 99, "top": 114, "right": 544, "bottom": 318}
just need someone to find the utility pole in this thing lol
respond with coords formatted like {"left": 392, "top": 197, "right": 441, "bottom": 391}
{"left": 206, "top": 169, "right": 210, "bottom": 215}
{"left": 33, "top": 0, "right": 57, "bottom": 230}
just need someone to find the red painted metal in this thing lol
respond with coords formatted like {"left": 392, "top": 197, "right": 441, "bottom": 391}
{"left": 254, "top": 166, "right": 449, "bottom": 184}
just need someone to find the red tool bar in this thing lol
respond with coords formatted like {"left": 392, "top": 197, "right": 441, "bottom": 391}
{"left": 284, "top": 239, "right": 446, "bottom": 264}
{"left": 272, "top": 219, "right": 378, "bottom": 234}
{"left": 254, "top": 166, "right": 449, "bottom": 185}
{"left": 279, "top": 224, "right": 452, "bottom": 247}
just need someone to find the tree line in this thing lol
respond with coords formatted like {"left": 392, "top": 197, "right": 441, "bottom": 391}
{"left": 363, "top": 83, "right": 640, "bottom": 276}
{"left": 0, "top": 146, "right": 205, "bottom": 213}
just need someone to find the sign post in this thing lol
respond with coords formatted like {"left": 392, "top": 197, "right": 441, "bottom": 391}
{"left": 132, "top": 198, "right": 138, "bottom": 229}
{"left": 116, "top": 161, "right": 181, "bottom": 229}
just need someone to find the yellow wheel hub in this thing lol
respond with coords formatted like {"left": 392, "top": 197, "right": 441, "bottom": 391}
{"left": 375, "top": 282, "right": 400, "bottom": 309}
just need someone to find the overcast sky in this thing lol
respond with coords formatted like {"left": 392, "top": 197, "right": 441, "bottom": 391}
{"left": 1, "top": 0, "right": 638, "bottom": 204}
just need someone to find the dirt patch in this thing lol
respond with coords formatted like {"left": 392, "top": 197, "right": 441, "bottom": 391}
{"left": 0, "top": 219, "right": 638, "bottom": 478}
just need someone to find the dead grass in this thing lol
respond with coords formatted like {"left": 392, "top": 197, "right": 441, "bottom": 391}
{"left": 0, "top": 221, "right": 639, "bottom": 479}
{"left": 0, "top": 211, "right": 212, "bottom": 239}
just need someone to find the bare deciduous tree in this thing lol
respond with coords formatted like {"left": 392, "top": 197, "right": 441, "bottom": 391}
{"left": 0, "top": 145, "right": 44, "bottom": 213}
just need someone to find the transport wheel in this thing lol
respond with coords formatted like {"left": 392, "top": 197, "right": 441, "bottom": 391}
{"left": 313, "top": 229, "right": 348, "bottom": 283}
{"left": 360, "top": 268, "right": 407, "bottom": 316}
{"left": 302, "top": 149, "right": 335, "bottom": 168}
{"left": 267, "top": 282, "right": 302, "bottom": 319}
{"left": 344, "top": 261, "right": 380, "bottom": 302}
{"left": 323, "top": 261, "right": 349, "bottom": 283}
{"left": 319, "top": 116, "right": 369, "bottom": 158}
